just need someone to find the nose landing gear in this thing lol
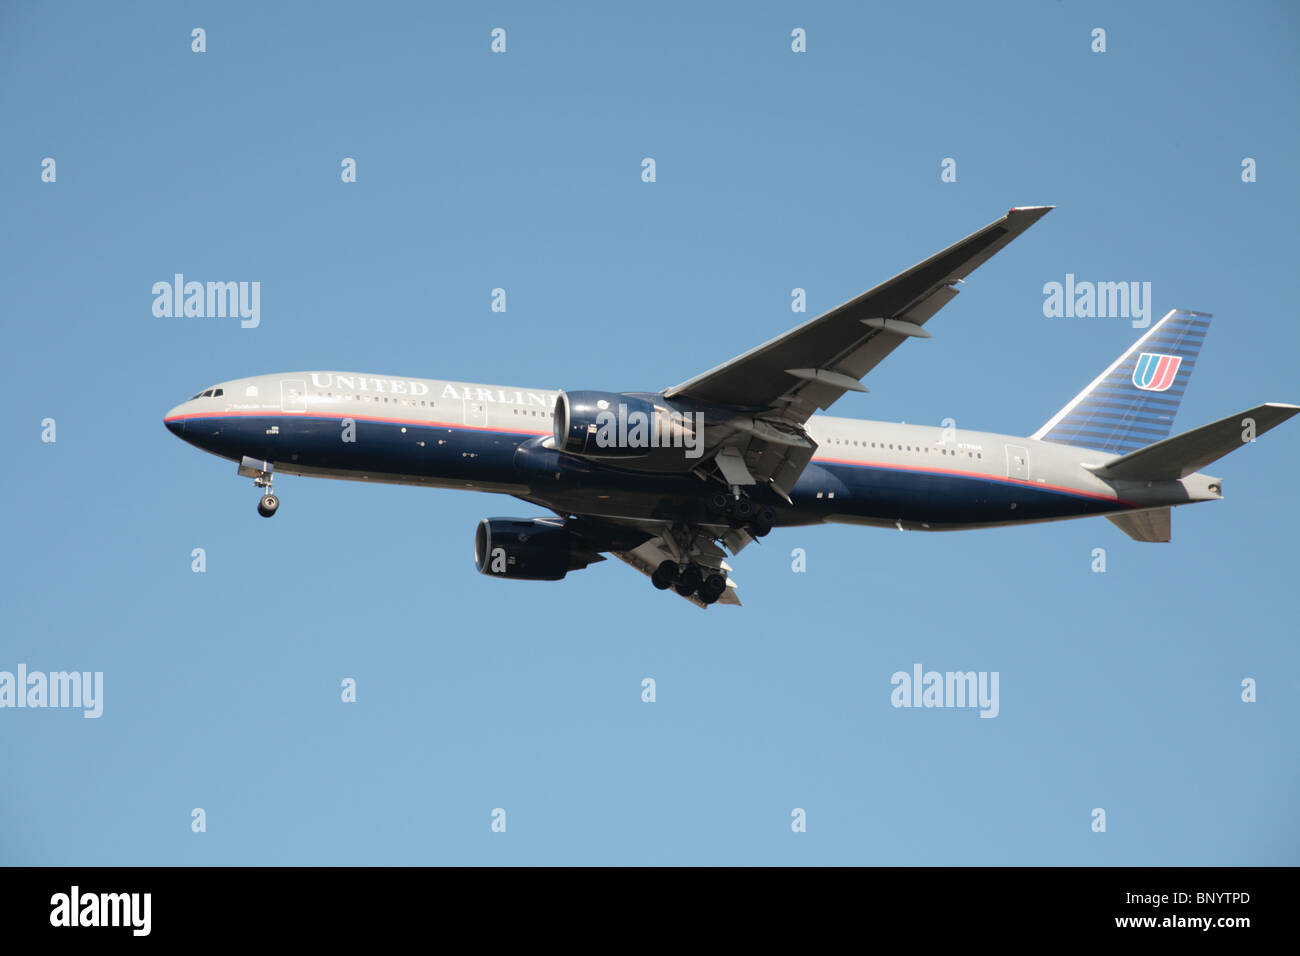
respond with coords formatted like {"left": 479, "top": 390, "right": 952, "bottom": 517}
{"left": 238, "top": 456, "right": 280, "bottom": 518}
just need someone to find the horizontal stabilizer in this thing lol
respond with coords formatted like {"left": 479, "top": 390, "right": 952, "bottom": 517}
{"left": 1088, "top": 403, "right": 1300, "bottom": 480}
{"left": 1107, "top": 508, "right": 1171, "bottom": 542}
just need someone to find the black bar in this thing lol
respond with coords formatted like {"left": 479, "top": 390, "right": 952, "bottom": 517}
{"left": 0, "top": 866, "right": 1284, "bottom": 941}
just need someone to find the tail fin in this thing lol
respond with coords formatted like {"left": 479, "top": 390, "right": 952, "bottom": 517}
{"left": 1031, "top": 309, "right": 1211, "bottom": 453}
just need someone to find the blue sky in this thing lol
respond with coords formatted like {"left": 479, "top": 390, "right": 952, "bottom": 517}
{"left": 2, "top": 0, "right": 1296, "bottom": 865}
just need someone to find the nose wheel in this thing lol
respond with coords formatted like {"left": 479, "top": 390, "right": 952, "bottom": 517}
{"left": 257, "top": 493, "right": 280, "bottom": 517}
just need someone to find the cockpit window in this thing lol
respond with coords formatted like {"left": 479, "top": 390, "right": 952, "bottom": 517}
{"left": 212, "top": 388, "right": 223, "bottom": 397}
{"left": 190, "top": 388, "right": 221, "bottom": 399}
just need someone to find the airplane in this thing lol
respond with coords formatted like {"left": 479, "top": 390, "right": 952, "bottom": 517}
{"left": 163, "top": 206, "right": 1298, "bottom": 607}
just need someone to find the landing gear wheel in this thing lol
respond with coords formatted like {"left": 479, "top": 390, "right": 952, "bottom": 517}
{"left": 705, "top": 491, "right": 731, "bottom": 517}
{"left": 750, "top": 505, "right": 775, "bottom": 538}
{"left": 651, "top": 560, "right": 677, "bottom": 590}
{"left": 257, "top": 493, "right": 280, "bottom": 517}
{"left": 699, "top": 573, "right": 727, "bottom": 605}
{"left": 732, "top": 497, "right": 755, "bottom": 521}
{"left": 674, "top": 563, "right": 703, "bottom": 596}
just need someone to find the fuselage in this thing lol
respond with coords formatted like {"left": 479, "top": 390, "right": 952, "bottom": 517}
{"left": 164, "top": 371, "right": 1221, "bottom": 531}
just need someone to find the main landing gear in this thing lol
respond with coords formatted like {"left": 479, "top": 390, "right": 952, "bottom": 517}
{"left": 652, "top": 560, "right": 728, "bottom": 605}
{"left": 705, "top": 490, "right": 774, "bottom": 538}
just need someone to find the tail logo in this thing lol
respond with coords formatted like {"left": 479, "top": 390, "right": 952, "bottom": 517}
{"left": 1132, "top": 353, "right": 1182, "bottom": 392}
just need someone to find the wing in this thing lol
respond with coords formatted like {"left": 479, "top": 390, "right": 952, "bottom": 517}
{"left": 666, "top": 206, "right": 1053, "bottom": 423}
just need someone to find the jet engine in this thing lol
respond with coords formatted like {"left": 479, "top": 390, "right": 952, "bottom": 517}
{"left": 473, "top": 517, "right": 603, "bottom": 581}
{"left": 553, "top": 390, "right": 697, "bottom": 459}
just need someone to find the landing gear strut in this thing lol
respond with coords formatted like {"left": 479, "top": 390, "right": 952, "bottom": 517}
{"left": 252, "top": 471, "right": 279, "bottom": 518}
{"left": 239, "top": 456, "right": 280, "bottom": 518}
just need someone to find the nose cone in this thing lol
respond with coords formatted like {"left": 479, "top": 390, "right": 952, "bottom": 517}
{"left": 164, "top": 405, "right": 187, "bottom": 437}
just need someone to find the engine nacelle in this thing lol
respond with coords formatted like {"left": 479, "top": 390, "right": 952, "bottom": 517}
{"left": 473, "top": 517, "right": 601, "bottom": 581}
{"left": 555, "top": 388, "right": 706, "bottom": 461}
{"left": 553, "top": 391, "right": 659, "bottom": 457}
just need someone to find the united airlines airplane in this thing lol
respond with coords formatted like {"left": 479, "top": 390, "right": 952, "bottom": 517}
{"left": 164, "top": 207, "right": 1297, "bottom": 606}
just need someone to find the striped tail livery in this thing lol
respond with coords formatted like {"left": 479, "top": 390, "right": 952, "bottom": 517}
{"left": 1031, "top": 309, "right": 1211, "bottom": 454}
